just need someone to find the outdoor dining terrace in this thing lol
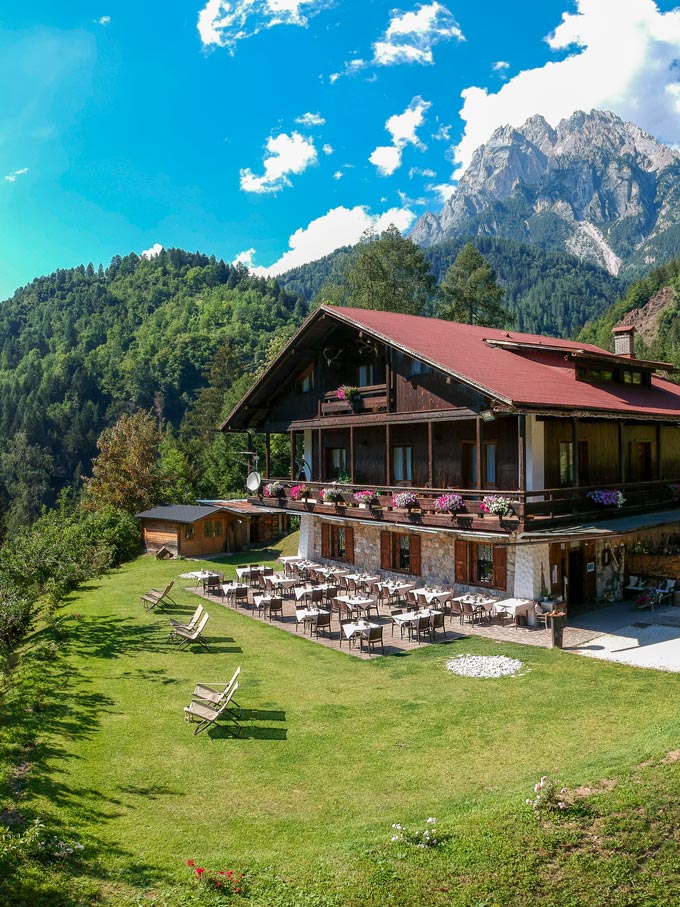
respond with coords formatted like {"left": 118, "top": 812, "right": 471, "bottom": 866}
{"left": 249, "top": 477, "right": 680, "bottom": 532}
{"left": 180, "top": 561, "right": 591, "bottom": 658}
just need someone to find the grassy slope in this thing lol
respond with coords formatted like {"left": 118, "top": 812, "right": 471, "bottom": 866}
{"left": 3, "top": 535, "right": 680, "bottom": 905}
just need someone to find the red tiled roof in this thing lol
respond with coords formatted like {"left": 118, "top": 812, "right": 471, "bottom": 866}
{"left": 327, "top": 306, "right": 680, "bottom": 417}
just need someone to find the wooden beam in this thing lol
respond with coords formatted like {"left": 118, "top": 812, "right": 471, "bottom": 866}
{"left": 656, "top": 422, "right": 662, "bottom": 480}
{"left": 350, "top": 425, "right": 355, "bottom": 483}
{"left": 427, "top": 421, "right": 433, "bottom": 488}
{"left": 317, "top": 428, "right": 323, "bottom": 482}
{"left": 518, "top": 414, "right": 526, "bottom": 491}
{"left": 289, "top": 430, "right": 295, "bottom": 480}
{"left": 475, "top": 417, "right": 482, "bottom": 490}
{"left": 618, "top": 422, "right": 625, "bottom": 484}
{"left": 572, "top": 417, "right": 579, "bottom": 486}
{"left": 385, "top": 346, "right": 391, "bottom": 413}
{"left": 386, "top": 423, "right": 391, "bottom": 486}
{"left": 265, "top": 432, "right": 271, "bottom": 479}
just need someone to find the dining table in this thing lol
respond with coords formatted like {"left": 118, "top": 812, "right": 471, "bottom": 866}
{"left": 341, "top": 619, "right": 379, "bottom": 645}
{"left": 492, "top": 598, "right": 535, "bottom": 626}
{"left": 336, "top": 594, "right": 377, "bottom": 618}
{"left": 391, "top": 609, "right": 440, "bottom": 637}
{"left": 295, "top": 606, "right": 329, "bottom": 635}
{"left": 293, "top": 583, "right": 337, "bottom": 601}
{"left": 412, "top": 587, "right": 456, "bottom": 606}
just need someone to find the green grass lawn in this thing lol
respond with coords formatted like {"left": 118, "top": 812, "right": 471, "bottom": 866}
{"left": 4, "top": 534, "right": 680, "bottom": 905}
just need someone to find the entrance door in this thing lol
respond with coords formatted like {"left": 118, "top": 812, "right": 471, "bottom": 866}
{"left": 568, "top": 549, "right": 585, "bottom": 607}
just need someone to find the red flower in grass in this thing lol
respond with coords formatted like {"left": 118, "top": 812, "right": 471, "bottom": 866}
{"left": 195, "top": 867, "right": 205, "bottom": 877}
{"left": 186, "top": 859, "right": 195, "bottom": 867}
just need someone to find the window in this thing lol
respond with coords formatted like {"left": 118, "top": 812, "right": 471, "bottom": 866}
{"left": 214, "top": 520, "right": 222, "bottom": 537}
{"left": 358, "top": 363, "right": 374, "bottom": 386}
{"left": 410, "top": 359, "right": 430, "bottom": 376}
{"left": 455, "top": 539, "right": 506, "bottom": 590}
{"left": 392, "top": 445, "right": 413, "bottom": 483}
{"left": 380, "top": 531, "right": 421, "bottom": 575}
{"left": 326, "top": 447, "right": 347, "bottom": 479}
{"left": 204, "top": 520, "right": 213, "bottom": 538}
{"left": 298, "top": 364, "right": 315, "bottom": 393}
{"left": 321, "top": 523, "right": 354, "bottom": 563}
{"left": 462, "top": 441, "right": 497, "bottom": 488}
{"left": 559, "top": 440, "right": 589, "bottom": 486}
{"left": 185, "top": 525, "right": 195, "bottom": 540}
{"left": 393, "top": 350, "right": 430, "bottom": 377}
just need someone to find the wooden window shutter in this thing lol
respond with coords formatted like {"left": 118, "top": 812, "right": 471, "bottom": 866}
{"left": 455, "top": 540, "right": 468, "bottom": 584}
{"left": 409, "top": 534, "right": 421, "bottom": 576}
{"left": 493, "top": 545, "right": 507, "bottom": 591}
{"left": 345, "top": 526, "right": 354, "bottom": 564}
{"left": 321, "top": 522, "right": 330, "bottom": 558}
{"left": 380, "top": 531, "right": 391, "bottom": 570}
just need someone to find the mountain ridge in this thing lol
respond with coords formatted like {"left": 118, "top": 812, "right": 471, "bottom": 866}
{"left": 411, "top": 109, "right": 680, "bottom": 278}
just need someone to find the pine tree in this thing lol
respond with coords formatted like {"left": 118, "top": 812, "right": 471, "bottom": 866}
{"left": 437, "top": 243, "right": 509, "bottom": 327}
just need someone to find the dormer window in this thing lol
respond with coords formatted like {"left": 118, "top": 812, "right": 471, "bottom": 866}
{"left": 576, "top": 364, "right": 649, "bottom": 387}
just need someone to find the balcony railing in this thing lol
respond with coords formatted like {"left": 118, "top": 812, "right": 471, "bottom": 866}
{"left": 253, "top": 478, "right": 680, "bottom": 533}
{"left": 320, "top": 384, "right": 388, "bottom": 417}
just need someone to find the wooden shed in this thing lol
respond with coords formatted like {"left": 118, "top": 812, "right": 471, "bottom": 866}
{"left": 136, "top": 504, "right": 248, "bottom": 557}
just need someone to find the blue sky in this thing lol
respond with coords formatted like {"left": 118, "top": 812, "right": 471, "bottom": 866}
{"left": 1, "top": 0, "right": 680, "bottom": 298}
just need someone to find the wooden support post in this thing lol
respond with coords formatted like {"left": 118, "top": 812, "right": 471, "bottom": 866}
{"left": 427, "top": 421, "right": 433, "bottom": 488}
{"left": 385, "top": 346, "right": 391, "bottom": 414}
{"left": 572, "top": 417, "right": 579, "bottom": 486}
{"left": 475, "top": 417, "right": 482, "bottom": 490}
{"left": 518, "top": 415, "right": 526, "bottom": 491}
{"left": 289, "top": 431, "right": 295, "bottom": 480}
{"left": 657, "top": 422, "right": 663, "bottom": 480}
{"left": 350, "top": 425, "right": 355, "bottom": 484}
{"left": 317, "top": 428, "right": 322, "bottom": 482}
{"left": 265, "top": 432, "right": 271, "bottom": 480}
{"left": 386, "top": 423, "right": 391, "bottom": 486}
{"left": 618, "top": 422, "right": 625, "bottom": 484}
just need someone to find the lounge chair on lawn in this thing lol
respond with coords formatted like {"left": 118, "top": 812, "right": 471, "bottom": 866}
{"left": 192, "top": 666, "right": 242, "bottom": 716}
{"left": 169, "top": 604, "right": 204, "bottom": 636}
{"left": 174, "top": 612, "right": 210, "bottom": 651}
{"left": 142, "top": 580, "right": 176, "bottom": 611}
{"left": 184, "top": 682, "right": 241, "bottom": 736}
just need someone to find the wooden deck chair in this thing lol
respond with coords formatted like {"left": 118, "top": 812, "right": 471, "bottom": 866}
{"left": 142, "top": 580, "right": 176, "bottom": 611}
{"left": 175, "top": 612, "right": 210, "bottom": 650}
{"left": 192, "top": 666, "right": 241, "bottom": 715}
{"left": 169, "top": 603, "right": 204, "bottom": 633}
{"left": 183, "top": 682, "right": 241, "bottom": 736}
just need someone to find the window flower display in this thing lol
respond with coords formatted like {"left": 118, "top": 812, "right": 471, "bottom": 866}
{"left": 336, "top": 385, "right": 359, "bottom": 402}
{"left": 289, "top": 484, "right": 310, "bottom": 501}
{"left": 353, "top": 489, "right": 379, "bottom": 505}
{"left": 587, "top": 489, "right": 626, "bottom": 508}
{"left": 321, "top": 487, "right": 345, "bottom": 503}
{"left": 480, "top": 496, "right": 515, "bottom": 517}
{"left": 392, "top": 491, "right": 419, "bottom": 509}
{"left": 263, "top": 482, "right": 284, "bottom": 497}
{"left": 433, "top": 493, "right": 464, "bottom": 513}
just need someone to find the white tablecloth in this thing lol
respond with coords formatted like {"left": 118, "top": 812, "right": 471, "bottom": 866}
{"left": 412, "top": 588, "right": 456, "bottom": 605}
{"left": 493, "top": 598, "right": 534, "bottom": 625}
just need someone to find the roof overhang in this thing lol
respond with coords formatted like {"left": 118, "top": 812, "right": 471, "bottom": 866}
{"left": 515, "top": 508, "right": 680, "bottom": 545}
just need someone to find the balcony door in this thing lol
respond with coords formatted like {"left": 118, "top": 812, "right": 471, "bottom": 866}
{"left": 462, "top": 441, "right": 496, "bottom": 489}
{"left": 629, "top": 441, "right": 653, "bottom": 482}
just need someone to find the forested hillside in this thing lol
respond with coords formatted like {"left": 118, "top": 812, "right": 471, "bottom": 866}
{"left": 0, "top": 250, "right": 305, "bottom": 531}
{"left": 280, "top": 236, "right": 624, "bottom": 337}
{"left": 578, "top": 256, "right": 680, "bottom": 367}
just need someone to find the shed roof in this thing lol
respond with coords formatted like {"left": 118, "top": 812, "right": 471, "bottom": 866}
{"left": 136, "top": 505, "right": 224, "bottom": 524}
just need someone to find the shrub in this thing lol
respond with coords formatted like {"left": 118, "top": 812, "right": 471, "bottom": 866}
{"left": 526, "top": 776, "right": 570, "bottom": 816}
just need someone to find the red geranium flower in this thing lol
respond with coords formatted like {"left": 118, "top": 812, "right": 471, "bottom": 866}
{"left": 196, "top": 867, "right": 205, "bottom": 876}
{"left": 186, "top": 859, "right": 195, "bottom": 867}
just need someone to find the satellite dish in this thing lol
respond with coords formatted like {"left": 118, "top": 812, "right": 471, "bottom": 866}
{"left": 246, "top": 471, "right": 262, "bottom": 493}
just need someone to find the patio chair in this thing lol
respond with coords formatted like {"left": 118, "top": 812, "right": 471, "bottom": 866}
{"left": 174, "top": 612, "right": 210, "bottom": 651}
{"left": 169, "top": 603, "right": 204, "bottom": 634}
{"left": 449, "top": 600, "right": 463, "bottom": 625}
{"left": 232, "top": 586, "right": 249, "bottom": 609}
{"left": 406, "top": 590, "right": 418, "bottom": 610}
{"left": 624, "top": 575, "right": 646, "bottom": 594}
{"left": 204, "top": 574, "right": 223, "bottom": 599}
{"left": 360, "top": 625, "right": 384, "bottom": 656}
{"left": 409, "top": 614, "right": 431, "bottom": 645}
{"left": 429, "top": 611, "right": 447, "bottom": 641}
{"left": 142, "top": 580, "right": 176, "bottom": 611}
{"left": 184, "top": 682, "right": 241, "bottom": 736}
{"left": 192, "top": 666, "right": 241, "bottom": 714}
{"left": 313, "top": 612, "right": 332, "bottom": 638}
{"left": 268, "top": 597, "right": 284, "bottom": 621}
{"left": 461, "top": 601, "right": 484, "bottom": 625}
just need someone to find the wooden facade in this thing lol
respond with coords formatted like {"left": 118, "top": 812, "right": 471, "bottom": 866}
{"left": 223, "top": 306, "right": 680, "bottom": 608}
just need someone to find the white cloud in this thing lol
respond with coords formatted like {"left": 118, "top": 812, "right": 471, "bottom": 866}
{"left": 197, "top": 0, "right": 331, "bottom": 51}
{"left": 332, "top": 2, "right": 462, "bottom": 79}
{"left": 492, "top": 60, "right": 509, "bottom": 71}
{"left": 428, "top": 182, "right": 456, "bottom": 203}
{"left": 455, "top": 0, "right": 680, "bottom": 171}
{"left": 240, "top": 130, "right": 317, "bottom": 193}
{"left": 409, "top": 166, "right": 436, "bottom": 178}
{"left": 233, "top": 248, "right": 256, "bottom": 267}
{"left": 370, "top": 96, "right": 431, "bottom": 176}
{"left": 239, "top": 204, "right": 416, "bottom": 275}
{"left": 97, "top": 15, "right": 111, "bottom": 26}
{"left": 141, "top": 243, "right": 163, "bottom": 260}
{"left": 3, "top": 168, "right": 29, "bottom": 183}
{"left": 332, "top": 170, "right": 344, "bottom": 180}
{"left": 295, "top": 111, "right": 325, "bottom": 126}
{"left": 322, "top": 143, "right": 333, "bottom": 155}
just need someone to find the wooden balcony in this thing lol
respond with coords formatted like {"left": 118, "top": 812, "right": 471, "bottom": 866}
{"left": 251, "top": 478, "right": 680, "bottom": 534}
{"left": 319, "top": 384, "right": 388, "bottom": 417}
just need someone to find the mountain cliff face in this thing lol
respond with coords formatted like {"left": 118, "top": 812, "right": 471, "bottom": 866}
{"left": 411, "top": 110, "right": 680, "bottom": 277}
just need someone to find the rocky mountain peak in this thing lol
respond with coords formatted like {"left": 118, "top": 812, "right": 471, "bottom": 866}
{"left": 410, "top": 109, "right": 680, "bottom": 277}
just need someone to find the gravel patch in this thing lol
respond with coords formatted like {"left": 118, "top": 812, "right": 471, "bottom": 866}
{"left": 445, "top": 654, "right": 526, "bottom": 678}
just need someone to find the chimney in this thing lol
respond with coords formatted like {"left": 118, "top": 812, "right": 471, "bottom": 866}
{"left": 612, "top": 325, "right": 635, "bottom": 359}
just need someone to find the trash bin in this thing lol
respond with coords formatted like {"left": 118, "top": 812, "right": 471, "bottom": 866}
{"left": 548, "top": 611, "right": 567, "bottom": 649}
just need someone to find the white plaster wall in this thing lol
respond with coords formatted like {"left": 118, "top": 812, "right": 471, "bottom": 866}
{"left": 526, "top": 415, "right": 545, "bottom": 494}
{"left": 298, "top": 514, "right": 314, "bottom": 559}
{"left": 513, "top": 542, "right": 549, "bottom": 599}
